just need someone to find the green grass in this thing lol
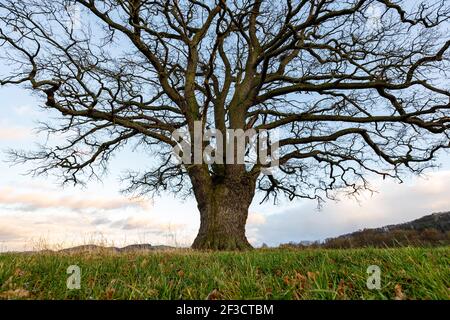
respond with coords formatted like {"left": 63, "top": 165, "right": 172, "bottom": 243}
{"left": 0, "top": 247, "right": 448, "bottom": 300}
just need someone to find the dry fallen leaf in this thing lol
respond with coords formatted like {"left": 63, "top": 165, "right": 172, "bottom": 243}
{"left": 146, "top": 288, "right": 159, "bottom": 297}
{"left": 177, "top": 269, "right": 185, "bottom": 277}
{"left": 0, "top": 288, "right": 30, "bottom": 299}
{"left": 87, "top": 277, "right": 96, "bottom": 288}
{"left": 14, "top": 268, "right": 26, "bottom": 277}
{"left": 394, "top": 284, "right": 405, "bottom": 300}
{"left": 295, "top": 272, "right": 306, "bottom": 282}
{"left": 206, "top": 288, "right": 222, "bottom": 300}
{"left": 105, "top": 287, "right": 116, "bottom": 300}
{"left": 294, "top": 272, "right": 308, "bottom": 289}
{"left": 337, "top": 279, "right": 346, "bottom": 299}
{"left": 307, "top": 271, "right": 318, "bottom": 282}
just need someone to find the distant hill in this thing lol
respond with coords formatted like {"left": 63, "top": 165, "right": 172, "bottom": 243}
{"left": 338, "top": 211, "right": 450, "bottom": 237}
{"left": 279, "top": 211, "right": 450, "bottom": 249}
{"left": 323, "top": 211, "right": 450, "bottom": 248}
{"left": 58, "top": 244, "right": 175, "bottom": 254}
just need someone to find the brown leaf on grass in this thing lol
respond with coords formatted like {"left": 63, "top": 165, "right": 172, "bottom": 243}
{"left": 295, "top": 272, "right": 307, "bottom": 282}
{"left": 337, "top": 279, "right": 346, "bottom": 299}
{"left": 177, "top": 269, "right": 185, "bottom": 277}
{"left": 293, "top": 290, "right": 302, "bottom": 300}
{"left": 13, "top": 268, "right": 26, "bottom": 277}
{"left": 294, "top": 272, "right": 308, "bottom": 289}
{"left": 347, "top": 281, "right": 354, "bottom": 290}
{"left": 394, "top": 284, "right": 405, "bottom": 300}
{"left": 0, "top": 288, "right": 30, "bottom": 299}
{"left": 105, "top": 287, "right": 116, "bottom": 300}
{"left": 146, "top": 288, "right": 159, "bottom": 297}
{"left": 206, "top": 289, "right": 222, "bottom": 300}
{"left": 87, "top": 277, "right": 96, "bottom": 288}
{"left": 307, "top": 271, "right": 319, "bottom": 282}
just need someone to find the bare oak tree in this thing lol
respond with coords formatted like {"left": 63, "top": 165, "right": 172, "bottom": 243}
{"left": 1, "top": 0, "right": 449, "bottom": 249}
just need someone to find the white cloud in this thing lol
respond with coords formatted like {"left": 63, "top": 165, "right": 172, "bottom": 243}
{"left": 247, "top": 212, "right": 266, "bottom": 226}
{"left": 111, "top": 216, "right": 186, "bottom": 233}
{"left": 0, "top": 186, "right": 152, "bottom": 211}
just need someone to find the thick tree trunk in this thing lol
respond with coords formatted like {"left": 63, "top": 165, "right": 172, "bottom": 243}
{"left": 192, "top": 184, "right": 252, "bottom": 250}
{"left": 190, "top": 167, "right": 255, "bottom": 250}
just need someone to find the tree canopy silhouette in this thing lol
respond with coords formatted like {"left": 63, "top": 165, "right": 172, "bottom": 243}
{"left": 1, "top": 0, "right": 449, "bottom": 249}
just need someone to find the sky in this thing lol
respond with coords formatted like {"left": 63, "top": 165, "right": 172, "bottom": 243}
{"left": 0, "top": 82, "right": 449, "bottom": 252}
{"left": 0, "top": 2, "right": 449, "bottom": 252}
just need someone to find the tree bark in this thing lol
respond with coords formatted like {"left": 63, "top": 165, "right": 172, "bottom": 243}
{"left": 189, "top": 167, "right": 255, "bottom": 250}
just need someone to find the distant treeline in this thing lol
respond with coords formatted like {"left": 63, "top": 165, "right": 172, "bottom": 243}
{"left": 279, "top": 228, "right": 450, "bottom": 249}
{"left": 323, "top": 227, "right": 450, "bottom": 248}
{"left": 277, "top": 212, "right": 450, "bottom": 249}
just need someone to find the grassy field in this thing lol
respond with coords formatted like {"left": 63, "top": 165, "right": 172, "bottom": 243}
{"left": 0, "top": 247, "right": 448, "bottom": 300}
